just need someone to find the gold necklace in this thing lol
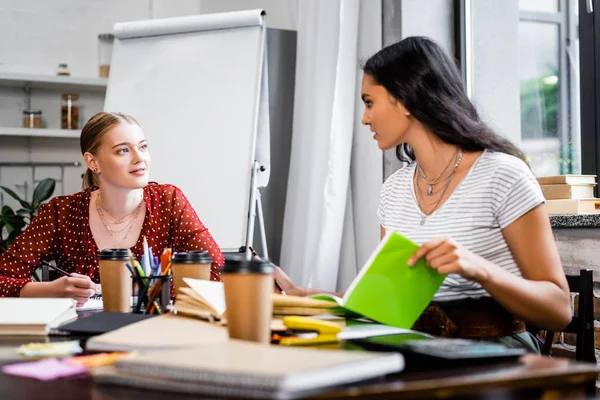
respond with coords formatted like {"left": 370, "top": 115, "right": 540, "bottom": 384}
{"left": 97, "top": 194, "right": 143, "bottom": 224}
{"left": 95, "top": 193, "right": 144, "bottom": 248}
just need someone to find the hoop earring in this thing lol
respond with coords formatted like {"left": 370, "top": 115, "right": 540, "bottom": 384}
{"left": 94, "top": 168, "right": 99, "bottom": 173}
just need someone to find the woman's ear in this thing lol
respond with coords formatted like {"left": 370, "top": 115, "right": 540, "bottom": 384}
{"left": 84, "top": 152, "right": 98, "bottom": 172}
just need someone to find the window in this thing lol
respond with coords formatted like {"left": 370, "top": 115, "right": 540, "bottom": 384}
{"left": 457, "top": 0, "right": 584, "bottom": 178}
{"left": 518, "top": 0, "right": 580, "bottom": 176}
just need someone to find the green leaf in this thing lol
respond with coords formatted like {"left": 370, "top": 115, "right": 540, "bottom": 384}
{"left": 2, "top": 205, "right": 15, "bottom": 216}
{"left": 32, "top": 178, "right": 56, "bottom": 205}
{"left": 1, "top": 216, "right": 26, "bottom": 233}
{"left": 7, "top": 230, "right": 21, "bottom": 247}
{"left": 0, "top": 185, "right": 30, "bottom": 209}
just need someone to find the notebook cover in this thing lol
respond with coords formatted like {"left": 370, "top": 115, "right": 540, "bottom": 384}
{"left": 312, "top": 232, "right": 446, "bottom": 328}
{"left": 57, "top": 312, "right": 156, "bottom": 336}
{"left": 86, "top": 313, "right": 228, "bottom": 352}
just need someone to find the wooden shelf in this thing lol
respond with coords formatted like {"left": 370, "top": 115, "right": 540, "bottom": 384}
{"left": 0, "top": 72, "right": 107, "bottom": 92}
{"left": 0, "top": 127, "right": 80, "bottom": 138}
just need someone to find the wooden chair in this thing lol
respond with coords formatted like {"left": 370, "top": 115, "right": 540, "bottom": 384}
{"left": 542, "top": 269, "right": 596, "bottom": 363}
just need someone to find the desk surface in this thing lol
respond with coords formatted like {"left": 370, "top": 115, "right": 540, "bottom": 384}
{"left": 0, "top": 336, "right": 597, "bottom": 400}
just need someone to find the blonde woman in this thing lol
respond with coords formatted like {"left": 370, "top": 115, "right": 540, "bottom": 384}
{"left": 0, "top": 112, "right": 224, "bottom": 305}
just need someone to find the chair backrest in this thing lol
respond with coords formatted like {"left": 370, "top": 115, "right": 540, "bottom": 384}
{"left": 543, "top": 269, "right": 596, "bottom": 362}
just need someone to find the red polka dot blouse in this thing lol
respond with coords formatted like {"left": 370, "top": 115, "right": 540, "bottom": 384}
{"left": 0, "top": 182, "right": 224, "bottom": 297}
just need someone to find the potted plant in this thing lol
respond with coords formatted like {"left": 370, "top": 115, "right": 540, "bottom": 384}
{"left": 0, "top": 178, "right": 56, "bottom": 255}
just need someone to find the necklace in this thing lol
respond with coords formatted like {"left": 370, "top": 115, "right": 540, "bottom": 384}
{"left": 95, "top": 193, "right": 144, "bottom": 248}
{"left": 417, "top": 148, "right": 461, "bottom": 195}
{"left": 97, "top": 195, "right": 142, "bottom": 224}
{"left": 414, "top": 150, "right": 464, "bottom": 226}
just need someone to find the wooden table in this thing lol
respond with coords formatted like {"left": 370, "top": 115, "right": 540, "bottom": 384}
{"left": 0, "top": 336, "right": 597, "bottom": 400}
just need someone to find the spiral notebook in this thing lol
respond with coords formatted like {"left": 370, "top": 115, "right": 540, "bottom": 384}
{"left": 93, "top": 340, "right": 404, "bottom": 399}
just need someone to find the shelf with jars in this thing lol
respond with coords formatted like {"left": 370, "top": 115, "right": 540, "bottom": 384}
{"left": 0, "top": 70, "right": 106, "bottom": 138}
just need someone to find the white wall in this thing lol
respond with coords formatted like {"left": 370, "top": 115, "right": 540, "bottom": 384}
{"left": 0, "top": 0, "right": 202, "bottom": 210}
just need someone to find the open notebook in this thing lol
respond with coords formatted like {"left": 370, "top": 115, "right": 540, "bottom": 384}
{"left": 76, "top": 296, "right": 137, "bottom": 312}
{"left": 0, "top": 298, "right": 77, "bottom": 335}
{"left": 174, "top": 279, "right": 342, "bottom": 322}
{"left": 93, "top": 340, "right": 404, "bottom": 399}
{"left": 312, "top": 232, "right": 446, "bottom": 328}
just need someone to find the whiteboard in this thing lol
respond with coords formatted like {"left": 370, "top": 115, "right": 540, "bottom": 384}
{"left": 105, "top": 11, "right": 270, "bottom": 252}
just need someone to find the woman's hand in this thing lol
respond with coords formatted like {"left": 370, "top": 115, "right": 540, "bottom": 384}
{"left": 408, "top": 237, "right": 491, "bottom": 283}
{"left": 273, "top": 265, "right": 307, "bottom": 297}
{"left": 49, "top": 273, "right": 98, "bottom": 306}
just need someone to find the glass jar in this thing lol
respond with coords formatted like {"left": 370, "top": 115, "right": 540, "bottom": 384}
{"left": 56, "top": 63, "right": 70, "bottom": 76}
{"left": 23, "top": 110, "right": 43, "bottom": 128}
{"left": 61, "top": 93, "right": 80, "bottom": 130}
{"left": 98, "top": 33, "right": 115, "bottom": 78}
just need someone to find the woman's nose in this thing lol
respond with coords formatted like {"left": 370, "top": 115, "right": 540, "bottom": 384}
{"left": 361, "top": 112, "right": 369, "bottom": 126}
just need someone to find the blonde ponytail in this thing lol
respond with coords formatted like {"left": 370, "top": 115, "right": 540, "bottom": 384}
{"left": 82, "top": 168, "right": 96, "bottom": 190}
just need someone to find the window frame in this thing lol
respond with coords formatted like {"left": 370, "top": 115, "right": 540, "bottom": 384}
{"left": 580, "top": 0, "right": 600, "bottom": 192}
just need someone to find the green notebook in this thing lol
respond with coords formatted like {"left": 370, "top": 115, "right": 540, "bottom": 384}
{"left": 312, "top": 232, "right": 446, "bottom": 328}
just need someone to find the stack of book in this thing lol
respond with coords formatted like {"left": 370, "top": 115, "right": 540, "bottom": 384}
{"left": 538, "top": 175, "right": 600, "bottom": 215}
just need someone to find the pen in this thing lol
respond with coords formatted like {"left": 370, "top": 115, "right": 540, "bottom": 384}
{"left": 248, "top": 246, "right": 287, "bottom": 296}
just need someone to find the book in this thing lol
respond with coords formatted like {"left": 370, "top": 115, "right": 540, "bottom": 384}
{"left": 545, "top": 199, "right": 600, "bottom": 215}
{"left": 537, "top": 175, "right": 596, "bottom": 185}
{"left": 311, "top": 232, "right": 446, "bottom": 328}
{"left": 0, "top": 298, "right": 77, "bottom": 335}
{"left": 86, "top": 313, "right": 229, "bottom": 352}
{"left": 92, "top": 340, "right": 404, "bottom": 399}
{"left": 541, "top": 184, "right": 596, "bottom": 200}
{"left": 56, "top": 312, "right": 156, "bottom": 336}
{"left": 174, "top": 279, "right": 343, "bottom": 322}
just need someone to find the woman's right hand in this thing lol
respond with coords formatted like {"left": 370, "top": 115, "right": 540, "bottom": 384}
{"left": 50, "top": 273, "right": 97, "bottom": 306}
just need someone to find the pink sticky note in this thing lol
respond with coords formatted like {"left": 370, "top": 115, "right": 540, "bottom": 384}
{"left": 2, "top": 358, "right": 88, "bottom": 381}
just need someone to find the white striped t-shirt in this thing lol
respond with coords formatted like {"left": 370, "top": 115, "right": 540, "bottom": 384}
{"left": 377, "top": 150, "right": 545, "bottom": 301}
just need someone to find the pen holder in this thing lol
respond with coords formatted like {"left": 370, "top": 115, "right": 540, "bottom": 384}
{"left": 131, "top": 275, "right": 172, "bottom": 315}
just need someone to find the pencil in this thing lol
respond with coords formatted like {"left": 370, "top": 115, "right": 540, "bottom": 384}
{"left": 40, "top": 260, "right": 72, "bottom": 277}
{"left": 274, "top": 279, "right": 287, "bottom": 296}
{"left": 40, "top": 260, "right": 101, "bottom": 295}
{"left": 248, "top": 246, "right": 287, "bottom": 296}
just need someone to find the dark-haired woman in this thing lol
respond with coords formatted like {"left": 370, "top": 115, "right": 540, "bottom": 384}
{"left": 274, "top": 36, "right": 570, "bottom": 353}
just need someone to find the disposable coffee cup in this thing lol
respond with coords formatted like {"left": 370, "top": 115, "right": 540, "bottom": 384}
{"left": 221, "top": 255, "right": 274, "bottom": 344}
{"left": 98, "top": 249, "right": 132, "bottom": 313}
{"left": 171, "top": 251, "right": 213, "bottom": 295}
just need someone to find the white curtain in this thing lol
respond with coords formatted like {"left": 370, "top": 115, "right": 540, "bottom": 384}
{"left": 280, "top": 0, "right": 383, "bottom": 292}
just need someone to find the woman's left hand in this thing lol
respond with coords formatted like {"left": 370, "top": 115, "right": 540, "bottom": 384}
{"left": 407, "top": 237, "right": 490, "bottom": 283}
